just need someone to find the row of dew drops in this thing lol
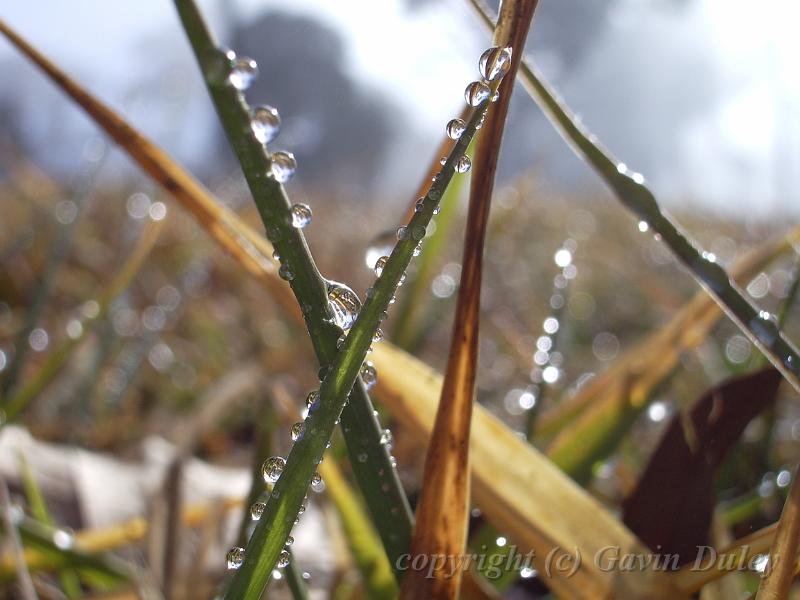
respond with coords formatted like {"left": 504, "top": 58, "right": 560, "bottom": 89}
{"left": 224, "top": 45, "right": 512, "bottom": 577}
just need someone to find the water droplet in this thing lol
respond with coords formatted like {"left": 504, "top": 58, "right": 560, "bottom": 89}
{"left": 446, "top": 118, "right": 466, "bottom": 140}
{"left": 250, "top": 105, "right": 281, "bottom": 144}
{"left": 306, "top": 390, "right": 320, "bottom": 409}
{"left": 751, "top": 311, "right": 779, "bottom": 347}
{"left": 228, "top": 57, "right": 258, "bottom": 91}
{"left": 380, "top": 429, "right": 393, "bottom": 451}
{"left": 365, "top": 286, "right": 375, "bottom": 298}
{"left": 439, "top": 156, "right": 447, "bottom": 166}
{"left": 374, "top": 256, "right": 389, "bottom": 276}
{"left": 479, "top": 46, "right": 513, "bottom": 81}
{"left": 272, "top": 250, "right": 281, "bottom": 260}
{"left": 415, "top": 199, "right": 425, "bottom": 213}
{"left": 277, "top": 550, "right": 291, "bottom": 568}
{"left": 336, "top": 334, "right": 346, "bottom": 349}
{"left": 227, "top": 547, "right": 245, "bottom": 570}
{"left": 279, "top": 264, "right": 294, "bottom": 281}
{"left": 373, "top": 328, "right": 384, "bottom": 343}
{"left": 464, "top": 81, "right": 491, "bottom": 107}
{"left": 298, "top": 502, "right": 306, "bottom": 515}
{"left": 380, "top": 311, "right": 389, "bottom": 321}
{"left": 269, "top": 151, "right": 297, "bottom": 183}
{"left": 262, "top": 456, "right": 286, "bottom": 483}
{"left": 327, "top": 281, "right": 361, "bottom": 330}
{"left": 287, "top": 203, "right": 312, "bottom": 229}
{"left": 285, "top": 535, "right": 295, "bottom": 547}
{"left": 250, "top": 502, "right": 266, "bottom": 520}
{"left": 291, "top": 422, "right": 305, "bottom": 441}
{"left": 360, "top": 362, "right": 378, "bottom": 389}
{"left": 397, "top": 226, "right": 410, "bottom": 241}
{"left": 411, "top": 225, "right": 426, "bottom": 241}
{"left": 412, "top": 243, "right": 422, "bottom": 257}
{"left": 491, "top": 91, "right": 500, "bottom": 102}
{"left": 311, "top": 472, "right": 324, "bottom": 492}
{"left": 638, "top": 220, "right": 649, "bottom": 233}
{"left": 455, "top": 155, "right": 471, "bottom": 173}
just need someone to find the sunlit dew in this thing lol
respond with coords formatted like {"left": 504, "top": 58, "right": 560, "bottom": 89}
{"left": 455, "top": 155, "right": 472, "bottom": 173}
{"left": 327, "top": 281, "right": 361, "bottom": 330}
{"left": 228, "top": 56, "right": 258, "bottom": 91}
{"left": 520, "top": 567, "right": 537, "bottom": 579}
{"left": 52, "top": 528, "right": 74, "bottom": 550}
{"left": 250, "top": 502, "right": 266, "bottom": 520}
{"left": 553, "top": 248, "right": 572, "bottom": 268}
{"left": 536, "top": 336, "right": 552, "bottom": 352}
{"left": 126, "top": 192, "right": 151, "bottom": 219}
{"left": 439, "top": 156, "right": 447, "bottom": 166}
{"left": 495, "top": 536, "right": 508, "bottom": 547}
{"left": 262, "top": 456, "right": 286, "bottom": 483}
{"left": 269, "top": 151, "right": 297, "bottom": 183}
{"left": 543, "top": 317, "right": 559, "bottom": 334}
{"left": 311, "top": 472, "right": 325, "bottom": 493}
{"left": 226, "top": 547, "right": 245, "bottom": 570}
{"left": 360, "top": 362, "right": 378, "bottom": 389}
{"left": 701, "top": 251, "right": 716, "bottom": 264}
{"left": 542, "top": 365, "right": 560, "bottom": 384}
{"left": 250, "top": 104, "right": 281, "bottom": 144}
{"left": 533, "top": 351, "right": 549, "bottom": 366}
{"left": 374, "top": 256, "right": 389, "bottom": 277}
{"left": 291, "top": 421, "right": 305, "bottom": 441}
{"left": 479, "top": 46, "right": 513, "bottom": 81}
{"left": 379, "top": 428, "right": 393, "bottom": 451}
{"left": 290, "top": 203, "right": 312, "bottom": 228}
{"left": 446, "top": 118, "right": 466, "bottom": 140}
{"left": 752, "top": 554, "right": 769, "bottom": 573}
{"left": 55, "top": 200, "right": 78, "bottom": 225}
{"left": 638, "top": 220, "right": 649, "bottom": 233}
{"left": 306, "top": 390, "right": 320, "bottom": 410}
{"left": 28, "top": 328, "right": 49, "bottom": 352}
{"left": 285, "top": 536, "right": 295, "bottom": 547}
{"left": 647, "top": 401, "right": 668, "bottom": 423}
{"left": 396, "top": 226, "right": 410, "bottom": 241}
{"left": 412, "top": 243, "right": 423, "bottom": 257}
{"left": 277, "top": 549, "right": 291, "bottom": 568}
{"left": 464, "top": 81, "right": 491, "bottom": 107}
{"left": 725, "top": 335, "right": 752, "bottom": 364}
{"left": 777, "top": 469, "right": 792, "bottom": 488}
{"left": 149, "top": 202, "right": 167, "bottom": 221}
{"left": 279, "top": 264, "right": 294, "bottom": 281}
{"left": 746, "top": 272, "right": 770, "bottom": 299}
{"left": 504, "top": 388, "right": 537, "bottom": 415}
{"left": 373, "top": 328, "right": 384, "bottom": 343}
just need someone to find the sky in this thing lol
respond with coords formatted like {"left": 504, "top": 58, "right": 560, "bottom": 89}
{"left": 1, "top": 0, "right": 799, "bottom": 216}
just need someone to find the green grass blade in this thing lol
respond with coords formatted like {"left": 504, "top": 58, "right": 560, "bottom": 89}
{"left": 19, "top": 455, "right": 83, "bottom": 598}
{"left": 171, "top": 0, "right": 413, "bottom": 584}
{"left": 470, "top": 0, "right": 800, "bottom": 393}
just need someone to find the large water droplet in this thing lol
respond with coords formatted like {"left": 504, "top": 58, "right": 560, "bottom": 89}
{"left": 250, "top": 502, "right": 266, "bottom": 520}
{"left": 397, "top": 226, "right": 410, "bottom": 241}
{"left": 269, "top": 151, "right": 297, "bottom": 183}
{"left": 227, "top": 547, "right": 246, "bottom": 570}
{"left": 250, "top": 105, "right": 281, "bottom": 144}
{"left": 446, "top": 118, "right": 466, "bottom": 140}
{"left": 228, "top": 57, "right": 258, "bottom": 91}
{"left": 360, "top": 362, "right": 378, "bottom": 389}
{"left": 311, "top": 472, "right": 324, "bottom": 492}
{"left": 327, "top": 281, "right": 361, "bottom": 330}
{"left": 479, "top": 46, "right": 512, "bottom": 81}
{"left": 290, "top": 203, "right": 312, "bottom": 228}
{"left": 262, "top": 456, "right": 286, "bottom": 483}
{"left": 306, "top": 390, "right": 320, "bottom": 410}
{"left": 464, "top": 81, "right": 491, "bottom": 107}
{"left": 285, "top": 535, "right": 295, "bottom": 547}
{"left": 278, "top": 264, "right": 294, "bottom": 281}
{"left": 374, "top": 256, "right": 389, "bottom": 277}
{"left": 455, "top": 156, "right": 471, "bottom": 173}
{"left": 277, "top": 550, "right": 291, "bottom": 568}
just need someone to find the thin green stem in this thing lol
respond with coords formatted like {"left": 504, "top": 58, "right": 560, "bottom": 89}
{"left": 171, "top": 0, "right": 414, "bottom": 587}
{"left": 470, "top": 0, "right": 800, "bottom": 393}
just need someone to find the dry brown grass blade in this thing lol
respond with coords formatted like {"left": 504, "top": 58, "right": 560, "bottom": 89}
{"left": 0, "top": 18, "right": 297, "bottom": 322}
{"left": 373, "top": 342, "right": 683, "bottom": 599}
{"left": 399, "top": 3, "right": 538, "bottom": 598}
{"left": 756, "top": 463, "right": 800, "bottom": 599}
{"left": 536, "top": 224, "right": 800, "bottom": 453}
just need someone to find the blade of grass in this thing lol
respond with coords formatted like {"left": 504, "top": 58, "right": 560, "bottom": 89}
{"left": 755, "top": 464, "right": 800, "bottom": 600}
{"left": 19, "top": 455, "right": 82, "bottom": 598}
{"left": 2, "top": 219, "right": 163, "bottom": 422}
{"left": 370, "top": 342, "right": 683, "bottom": 599}
{"left": 171, "top": 2, "right": 416, "bottom": 579}
{"left": 0, "top": 478, "right": 37, "bottom": 600}
{"left": 401, "top": 2, "right": 537, "bottom": 597}
{"left": 470, "top": 0, "right": 800, "bottom": 393}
